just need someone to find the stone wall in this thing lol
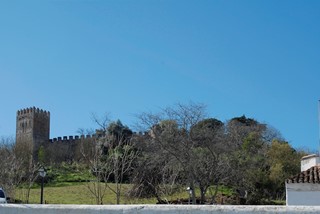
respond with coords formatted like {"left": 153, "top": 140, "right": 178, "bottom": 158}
{"left": 2, "top": 205, "right": 320, "bottom": 214}
{"left": 16, "top": 107, "right": 50, "bottom": 160}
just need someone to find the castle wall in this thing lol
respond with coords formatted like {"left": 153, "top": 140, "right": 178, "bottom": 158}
{"left": 16, "top": 107, "right": 101, "bottom": 164}
{"left": 45, "top": 135, "right": 97, "bottom": 164}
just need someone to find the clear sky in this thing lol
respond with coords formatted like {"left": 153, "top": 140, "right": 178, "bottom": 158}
{"left": 0, "top": 0, "right": 320, "bottom": 151}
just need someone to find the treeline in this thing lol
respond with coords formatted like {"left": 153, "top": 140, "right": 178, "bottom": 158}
{"left": 128, "top": 103, "right": 305, "bottom": 204}
{"left": 0, "top": 102, "right": 306, "bottom": 204}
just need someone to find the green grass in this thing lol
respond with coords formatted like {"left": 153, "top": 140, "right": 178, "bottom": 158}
{"left": 46, "top": 163, "right": 94, "bottom": 184}
{"left": 15, "top": 182, "right": 158, "bottom": 204}
{"left": 13, "top": 164, "right": 236, "bottom": 204}
{"left": 14, "top": 182, "right": 234, "bottom": 205}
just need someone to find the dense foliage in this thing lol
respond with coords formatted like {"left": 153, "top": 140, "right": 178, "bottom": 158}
{"left": 0, "top": 103, "right": 306, "bottom": 204}
{"left": 130, "top": 103, "right": 305, "bottom": 204}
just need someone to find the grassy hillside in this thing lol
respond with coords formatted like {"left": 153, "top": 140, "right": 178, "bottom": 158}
{"left": 14, "top": 182, "right": 237, "bottom": 205}
{"left": 15, "top": 182, "right": 199, "bottom": 204}
{"left": 15, "top": 183, "right": 159, "bottom": 204}
{"left": 13, "top": 164, "right": 235, "bottom": 205}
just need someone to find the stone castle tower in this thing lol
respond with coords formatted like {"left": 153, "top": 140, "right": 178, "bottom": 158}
{"left": 16, "top": 107, "right": 50, "bottom": 159}
{"left": 15, "top": 107, "right": 102, "bottom": 163}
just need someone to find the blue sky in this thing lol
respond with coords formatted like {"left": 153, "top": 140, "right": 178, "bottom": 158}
{"left": 0, "top": 0, "right": 320, "bottom": 151}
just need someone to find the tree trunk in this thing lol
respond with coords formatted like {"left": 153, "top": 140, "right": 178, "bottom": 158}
{"left": 116, "top": 182, "right": 120, "bottom": 204}
{"left": 210, "top": 183, "right": 219, "bottom": 204}
{"left": 200, "top": 186, "right": 206, "bottom": 204}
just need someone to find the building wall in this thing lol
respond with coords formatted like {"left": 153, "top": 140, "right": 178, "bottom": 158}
{"left": 286, "top": 183, "right": 320, "bottom": 206}
{"left": 301, "top": 155, "right": 320, "bottom": 172}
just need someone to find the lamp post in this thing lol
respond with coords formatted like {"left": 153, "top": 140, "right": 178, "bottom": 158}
{"left": 186, "top": 187, "right": 192, "bottom": 205}
{"left": 38, "top": 166, "right": 46, "bottom": 204}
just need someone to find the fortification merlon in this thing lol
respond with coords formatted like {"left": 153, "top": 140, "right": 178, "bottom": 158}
{"left": 79, "top": 134, "right": 96, "bottom": 139}
{"left": 49, "top": 134, "right": 97, "bottom": 143}
{"left": 17, "top": 107, "right": 50, "bottom": 117}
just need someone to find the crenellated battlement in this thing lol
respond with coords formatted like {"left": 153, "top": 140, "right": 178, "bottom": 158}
{"left": 17, "top": 107, "right": 50, "bottom": 117}
{"left": 16, "top": 106, "right": 106, "bottom": 163}
{"left": 49, "top": 134, "right": 97, "bottom": 144}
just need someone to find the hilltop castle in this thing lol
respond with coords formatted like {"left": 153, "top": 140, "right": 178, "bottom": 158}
{"left": 16, "top": 107, "right": 96, "bottom": 163}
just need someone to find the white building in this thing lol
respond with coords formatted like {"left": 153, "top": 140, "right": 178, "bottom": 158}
{"left": 301, "top": 154, "right": 320, "bottom": 172}
{"left": 286, "top": 154, "right": 320, "bottom": 206}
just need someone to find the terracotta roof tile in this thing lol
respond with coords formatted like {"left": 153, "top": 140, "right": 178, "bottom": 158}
{"left": 286, "top": 166, "right": 320, "bottom": 183}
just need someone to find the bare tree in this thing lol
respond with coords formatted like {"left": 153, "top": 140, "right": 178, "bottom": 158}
{"left": 13, "top": 136, "right": 41, "bottom": 203}
{"left": 79, "top": 134, "right": 107, "bottom": 205}
{"left": 129, "top": 133, "right": 181, "bottom": 204}
{"left": 135, "top": 102, "right": 213, "bottom": 204}
{"left": 103, "top": 135, "right": 138, "bottom": 204}
{"left": 0, "top": 137, "right": 29, "bottom": 201}
{"left": 80, "top": 115, "right": 138, "bottom": 204}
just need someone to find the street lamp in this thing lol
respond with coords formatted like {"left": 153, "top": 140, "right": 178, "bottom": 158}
{"left": 38, "top": 166, "right": 46, "bottom": 204}
{"left": 186, "top": 187, "right": 192, "bottom": 204}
